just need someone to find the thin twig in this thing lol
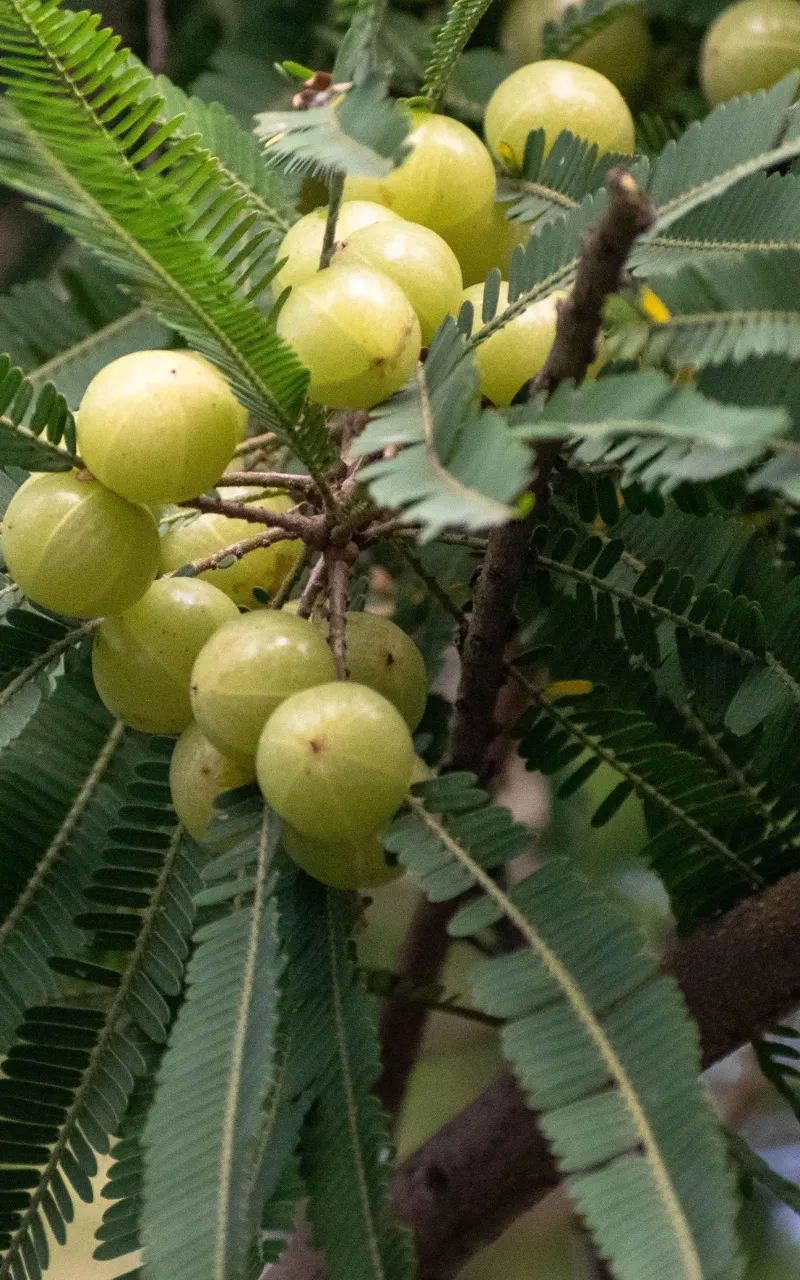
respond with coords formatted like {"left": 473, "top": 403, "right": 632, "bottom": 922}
{"left": 270, "top": 544, "right": 312, "bottom": 610}
{"left": 364, "top": 968, "right": 501, "bottom": 1028}
{"left": 175, "top": 527, "right": 293, "bottom": 578}
{"left": 297, "top": 555, "right": 327, "bottom": 620}
{"left": 233, "top": 431, "right": 277, "bottom": 457}
{"left": 180, "top": 494, "right": 322, "bottom": 543}
{"left": 146, "top": 0, "right": 168, "bottom": 75}
{"left": 325, "top": 552, "right": 350, "bottom": 679}
{"left": 217, "top": 471, "right": 316, "bottom": 495}
{"left": 319, "top": 173, "right": 345, "bottom": 269}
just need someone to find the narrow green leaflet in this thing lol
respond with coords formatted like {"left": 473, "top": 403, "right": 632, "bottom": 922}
{"left": 385, "top": 777, "right": 743, "bottom": 1280}
{"left": 302, "top": 886, "right": 414, "bottom": 1280}
{"left": 0, "top": 354, "right": 75, "bottom": 469}
{"left": 420, "top": 0, "right": 495, "bottom": 108}
{"left": 255, "top": 74, "right": 409, "bottom": 181}
{"left": 498, "top": 128, "right": 634, "bottom": 226}
{"left": 354, "top": 319, "right": 531, "bottom": 539}
{"left": 142, "top": 802, "right": 284, "bottom": 1280}
{"left": 333, "top": 0, "right": 388, "bottom": 81}
{"left": 512, "top": 370, "right": 789, "bottom": 492}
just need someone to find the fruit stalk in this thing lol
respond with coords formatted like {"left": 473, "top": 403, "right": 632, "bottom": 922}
{"left": 179, "top": 492, "right": 324, "bottom": 543}
{"left": 296, "top": 554, "right": 328, "bottom": 619}
{"left": 324, "top": 549, "right": 350, "bottom": 680}
{"left": 182, "top": 526, "right": 294, "bottom": 579}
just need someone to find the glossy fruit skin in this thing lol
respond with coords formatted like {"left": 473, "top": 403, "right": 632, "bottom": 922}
{"left": 92, "top": 578, "right": 239, "bottom": 734}
{"left": 282, "top": 823, "right": 402, "bottom": 890}
{"left": 276, "top": 265, "right": 421, "bottom": 410}
{"left": 158, "top": 493, "right": 303, "bottom": 608}
{"left": 335, "top": 612, "right": 428, "bottom": 730}
{"left": 700, "top": 0, "right": 800, "bottom": 105}
{"left": 500, "top": 0, "right": 652, "bottom": 97}
{"left": 2, "top": 471, "right": 159, "bottom": 618}
{"left": 169, "top": 721, "right": 255, "bottom": 841}
{"left": 464, "top": 282, "right": 563, "bottom": 405}
{"left": 443, "top": 198, "right": 530, "bottom": 288}
{"left": 485, "top": 60, "right": 635, "bottom": 168}
{"left": 256, "top": 682, "right": 414, "bottom": 840}
{"left": 179, "top": 351, "right": 249, "bottom": 441}
{"left": 343, "top": 111, "right": 497, "bottom": 236}
{"left": 275, "top": 200, "right": 401, "bottom": 292}
{"left": 77, "top": 350, "right": 241, "bottom": 504}
{"left": 333, "top": 222, "right": 463, "bottom": 345}
{"left": 190, "top": 610, "right": 337, "bottom": 763}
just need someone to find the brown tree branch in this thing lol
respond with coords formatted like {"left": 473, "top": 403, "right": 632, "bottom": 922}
{"left": 325, "top": 551, "right": 350, "bottom": 680}
{"left": 217, "top": 471, "right": 316, "bottom": 495}
{"left": 146, "top": 0, "right": 168, "bottom": 75}
{"left": 297, "top": 555, "right": 327, "bottom": 619}
{"left": 391, "top": 868, "right": 800, "bottom": 1279}
{"left": 179, "top": 494, "right": 324, "bottom": 543}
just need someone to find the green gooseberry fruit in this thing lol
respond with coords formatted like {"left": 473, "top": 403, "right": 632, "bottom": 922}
{"left": 464, "top": 281, "right": 564, "bottom": 406}
{"left": 275, "top": 200, "right": 401, "bottom": 292}
{"left": 442, "top": 198, "right": 530, "bottom": 288}
{"left": 92, "top": 577, "right": 239, "bottom": 734}
{"left": 500, "top": 0, "right": 652, "bottom": 98}
{"left": 342, "top": 110, "right": 497, "bottom": 237}
{"left": 331, "top": 612, "right": 428, "bottom": 730}
{"left": 2, "top": 470, "right": 159, "bottom": 618}
{"left": 256, "top": 682, "right": 415, "bottom": 840}
{"left": 169, "top": 721, "right": 255, "bottom": 841}
{"left": 158, "top": 492, "right": 303, "bottom": 609}
{"left": 276, "top": 264, "right": 421, "bottom": 410}
{"left": 700, "top": 0, "right": 800, "bottom": 106}
{"left": 190, "top": 610, "right": 336, "bottom": 763}
{"left": 180, "top": 351, "right": 249, "bottom": 441}
{"left": 484, "top": 59, "right": 635, "bottom": 170}
{"left": 77, "top": 350, "right": 242, "bottom": 504}
{"left": 332, "top": 221, "right": 463, "bottom": 345}
{"left": 281, "top": 823, "right": 402, "bottom": 890}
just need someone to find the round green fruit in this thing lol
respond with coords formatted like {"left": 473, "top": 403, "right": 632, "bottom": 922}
{"left": 180, "top": 351, "right": 249, "bottom": 442}
{"left": 276, "top": 265, "right": 421, "bottom": 410}
{"left": 700, "top": 0, "right": 800, "bottom": 105}
{"left": 158, "top": 493, "right": 303, "bottom": 608}
{"left": 333, "top": 221, "right": 463, "bottom": 345}
{"left": 282, "top": 823, "right": 402, "bottom": 890}
{"left": 92, "top": 577, "right": 239, "bottom": 734}
{"left": 442, "top": 198, "right": 530, "bottom": 288}
{"left": 485, "top": 59, "right": 635, "bottom": 169}
{"left": 169, "top": 721, "right": 255, "bottom": 841}
{"left": 464, "top": 281, "right": 563, "bottom": 405}
{"left": 343, "top": 110, "right": 497, "bottom": 236}
{"left": 190, "top": 610, "right": 336, "bottom": 763}
{"left": 2, "top": 471, "right": 159, "bottom": 618}
{"left": 275, "top": 200, "right": 401, "bottom": 292}
{"left": 256, "top": 682, "right": 414, "bottom": 840}
{"left": 500, "top": 0, "right": 652, "bottom": 97}
{"left": 77, "top": 350, "right": 241, "bottom": 504}
{"left": 335, "top": 612, "right": 428, "bottom": 730}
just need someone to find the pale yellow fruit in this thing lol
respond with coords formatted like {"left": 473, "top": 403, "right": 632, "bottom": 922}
{"left": 485, "top": 60, "right": 635, "bottom": 170}
{"left": 169, "top": 721, "right": 255, "bottom": 841}
{"left": 275, "top": 200, "right": 401, "bottom": 291}
{"left": 700, "top": 0, "right": 800, "bottom": 106}
{"left": 443, "top": 199, "right": 531, "bottom": 288}
{"left": 465, "top": 282, "right": 565, "bottom": 406}
{"left": 500, "top": 0, "right": 652, "bottom": 97}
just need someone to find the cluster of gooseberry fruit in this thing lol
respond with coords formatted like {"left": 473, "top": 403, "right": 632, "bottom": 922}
{"left": 275, "top": 52, "right": 637, "bottom": 410}
{"left": 0, "top": 348, "right": 429, "bottom": 890}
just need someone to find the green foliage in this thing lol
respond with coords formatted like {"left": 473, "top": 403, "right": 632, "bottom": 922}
{"left": 499, "top": 128, "right": 632, "bottom": 226}
{"left": 514, "top": 370, "right": 788, "bottom": 493}
{"left": 421, "top": 0, "right": 495, "bottom": 109}
{"left": 254, "top": 73, "right": 410, "bottom": 182}
{"left": 301, "top": 885, "right": 415, "bottom": 1280}
{"left": 385, "top": 777, "right": 742, "bottom": 1280}
{"left": 0, "top": 0, "right": 311, "bottom": 445}
{"left": 354, "top": 318, "right": 531, "bottom": 539}
{"left": 754, "top": 1027, "right": 800, "bottom": 1123}
{"left": 141, "top": 798, "right": 285, "bottom": 1280}
{"left": 93, "top": 1047, "right": 161, "bottom": 1268}
{"left": 0, "top": 354, "right": 75, "bottom": 471}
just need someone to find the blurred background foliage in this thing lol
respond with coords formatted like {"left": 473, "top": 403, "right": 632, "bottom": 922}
{"left": 17, "top": 0, "right": 796, "bottom": 1274}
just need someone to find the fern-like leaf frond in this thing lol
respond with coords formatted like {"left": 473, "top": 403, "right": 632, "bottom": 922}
{"left": 142, "top": 797, "right": 284, "bottom": 1280}
{"left": 513, "top": 370, "right": 788, "bottom": 492}
{"left": 385, "top": 778, "right": 742, "bottom": 1280}
{"left": 499, "top": 128, "right": 632, "bottom": 226}
{"left": 420, "top": 0, "right": 494, "bottom": 108}
{"left": 0, "top": 353, "right": 75, "bottom": 470}
{"left": 0, "top": 0, "right": 310, "bottom": 441}
{"left": 301, "top": 884, "right": 415, "bottom": 1280}
{"left": 354, "top": 318, "right": 531, "bottom": 539}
